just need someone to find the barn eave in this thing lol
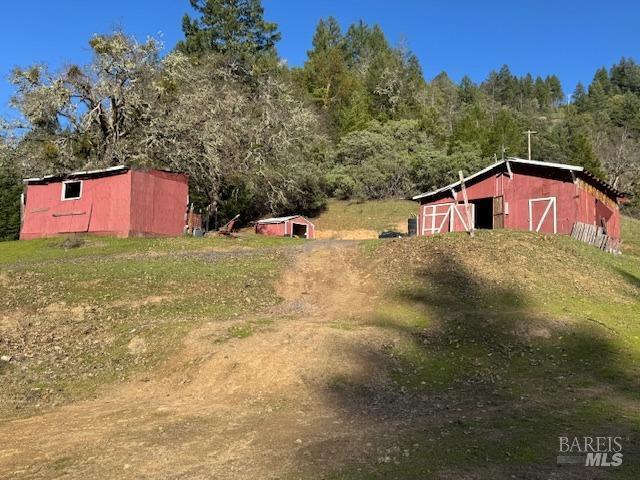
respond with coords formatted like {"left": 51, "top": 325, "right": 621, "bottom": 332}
{"left": 23, "top": 165, "right": 129, "bottom": 184}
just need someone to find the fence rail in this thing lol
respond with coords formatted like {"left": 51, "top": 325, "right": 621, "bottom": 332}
{"left": 570, "top": 222, "right": 620, "bottom": 254}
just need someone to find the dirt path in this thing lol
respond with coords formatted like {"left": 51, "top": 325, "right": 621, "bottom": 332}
{"left": 0, "top": 242, "right": 402, "bottom": 479}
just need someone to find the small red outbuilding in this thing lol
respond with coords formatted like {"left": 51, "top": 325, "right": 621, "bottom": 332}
{"left": 20, "top": 166, "right": 189, "bottom": 239}
{"left": 413, "top": 158, "right": 625, "bottom": 240}
{"left": 255, "top": 215, "right": 315, "bottom": 239}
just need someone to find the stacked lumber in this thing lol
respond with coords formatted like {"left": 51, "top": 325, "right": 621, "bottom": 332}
{"left": 570, "top": 222, "right": 621, "bottom": 254}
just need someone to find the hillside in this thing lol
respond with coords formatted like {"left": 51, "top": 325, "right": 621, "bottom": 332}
{"left": 622, "top": 215, "right": 640, "bottom": 257}
{"left": 312, "top": 199, "right": 417, "bottom": 239}
{"left": 0, "top": 216, "right": 639, "bottom": 478}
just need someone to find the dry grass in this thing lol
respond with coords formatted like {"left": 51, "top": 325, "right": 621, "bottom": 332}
{"left": 622, "top": 215, "right": 640, "bottom": 258}
{"left": 1, "top": 221, "right": 639, "bottom": 479}
{"left": 0, "top": 240, "right": 293, "bottom": 420}
{"left": 327, "top": 230, "right": 640, "bottom": 478}
{"left": 312, "top": 199, "right": 416, "bottom": 233}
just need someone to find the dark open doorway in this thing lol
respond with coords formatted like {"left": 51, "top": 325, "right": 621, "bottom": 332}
{"left": 471, "top": 197, "right": 494, "bottom": 229}
{"left": 292, "top": 223, "right": 308, "bottom": 238}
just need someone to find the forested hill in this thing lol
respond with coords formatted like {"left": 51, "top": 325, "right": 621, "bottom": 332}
{"left": 1, "top": 0, "right": 639, "bottom": 239}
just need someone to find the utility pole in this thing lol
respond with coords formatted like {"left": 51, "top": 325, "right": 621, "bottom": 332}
{"left": 522, "top": 130, "right": 537, "bottom": 160}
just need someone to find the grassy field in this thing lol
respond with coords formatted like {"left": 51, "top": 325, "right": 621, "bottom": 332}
{"left": 0, "top": 233, "right": 302, "bottom": 420}
{"left": 622, "top": 215, "right": 640, "bottom": 257}
{"left": 1, "top": 206, "right": 639, "bottom": 478}
{"left": 321, "top": 230, "right": 640, "bottom": 478}
{"left": 312, "top": 198, "right": 416, "bottom": 233}
{"left": 0, "top": 233, "right": 304, "bottom": 265}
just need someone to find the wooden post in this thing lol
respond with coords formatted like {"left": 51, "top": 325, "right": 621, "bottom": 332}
{"left": 187, "top": 203, "right": 195, "bottom": 234}
{"left": 458, "top": 170, "right": 474, "bottom": 236}
{"left": 20, "top": 192, "right": 25, "bottom": 228}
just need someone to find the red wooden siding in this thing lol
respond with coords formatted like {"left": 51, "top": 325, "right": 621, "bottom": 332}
{"left": 20, "top": 169, "right": 188, "bottom": 239}
{"left": 416, "top": 162, "right": 622, "bottom": 240}
{"left": 255, "top": 216, "right": 315, "bottom": 239}
{"left": 129, "top": 170, "right": 189, "bottom": 237}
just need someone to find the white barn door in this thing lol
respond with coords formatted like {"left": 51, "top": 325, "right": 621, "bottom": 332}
{"left": 528, "top": 197, "right": 557, "bottom": 234}
{"left": 421, "top": 203, "right": 475, "bottom": 236}
{"left": 421, "top": 203, "right": 454, "bottom": 235}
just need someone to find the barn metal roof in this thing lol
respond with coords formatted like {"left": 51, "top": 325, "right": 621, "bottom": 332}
{"left": 23, "top": 165, "right": 129, "bottom": 184}
{"left": 411, "top": 157, "right": 623, "bottom": 201}
{"left": 256, "top": 215, "right": 300, "bottom": 224}
{"left": 256, "top": 215, "right": 315, "bottom": 226}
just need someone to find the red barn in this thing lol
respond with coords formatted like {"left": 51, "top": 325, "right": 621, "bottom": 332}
{"left": 20, "top": 166, "right": 189, "bottom": 239}
{"left": 413, "top": 158, "right": 625, "bottom": 240}
{"left": 255, "top": 215, "right": 315, "bottom": 239}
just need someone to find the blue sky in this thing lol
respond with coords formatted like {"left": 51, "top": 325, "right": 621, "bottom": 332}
{"left": 0, "top": 0, "right": 638, "bottom": 119}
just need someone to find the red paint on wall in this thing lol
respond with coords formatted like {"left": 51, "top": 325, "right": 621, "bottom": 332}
{"left": 129, "top": 170, "right": 189, "bottom": 237}
{"left": 255, "top": 223, "right": 286, "bottom": 236}
{"left": 416, "top": 163, "right": 623, "bottom": 240}
{"left": 20, "top": 169, "right": 188, "bottom": 240}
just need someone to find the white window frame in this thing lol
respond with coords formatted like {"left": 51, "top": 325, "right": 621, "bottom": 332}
{"left": 61, "top": 180, "right": 83, "bottom": 201}
{"left": 528, "top": 196, "right": 557, "bottom": 233}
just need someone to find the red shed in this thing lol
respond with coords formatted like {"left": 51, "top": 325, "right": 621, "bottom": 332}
{"left": 20, "top": 166, "right": 189, "bottom": 239}
{"left": 413, "top": 158, "right": 625, "bottom": 240}
{"left": 255, "top": 215, "right": 315, "bottom": 239}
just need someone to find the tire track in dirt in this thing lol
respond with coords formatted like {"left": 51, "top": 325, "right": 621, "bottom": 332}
{"left": 0, "top": 241, "right": 397, "bottom": 480}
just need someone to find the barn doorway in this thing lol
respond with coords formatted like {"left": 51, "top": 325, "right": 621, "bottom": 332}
{"left": 292, "top": 223, "right": 308, "bottom": 238}
{"left": 595, "top": 199, "right": 613, "bottom": 234}
{"left": 470, "top": 197, "right": 494, "bottom": 229}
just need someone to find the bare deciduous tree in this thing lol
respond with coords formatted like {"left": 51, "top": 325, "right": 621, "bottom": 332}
{"left": 594, "top": 126, "right": 640, "bottom": 191}
{"left": 10, "top": 32, "right": 161, "bottom": 172}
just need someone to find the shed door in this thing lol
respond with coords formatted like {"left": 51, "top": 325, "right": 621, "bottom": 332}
{"left": 529, "top": 197, "right": 556, "bottom": 234}
{"left": 421, "top": 203, "right": 474, "bottom": 236}
{"left": 493, "top": 196, "right": 504, "bottom": 229}
{"left": 595, "top": 199, "right": 613, "bottom": 235}
{"left": 450, "top": 203, "right": 474, "bottom": 233}
{"left": 292, "top": 223, "right": 308, "bottom": 238}
{"left": 421, "top": 203, "right": 453, "bottom": 235}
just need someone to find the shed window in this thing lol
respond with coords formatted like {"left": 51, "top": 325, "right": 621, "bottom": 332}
{"left": 62, "top": 181, "right": 82, "bottom": 200}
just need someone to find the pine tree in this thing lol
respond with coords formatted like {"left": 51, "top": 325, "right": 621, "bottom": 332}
{"left": 610, "top": 57, "right": 640, "bottom": 95}
{"left": 177, "top": 0, "right": 281, "bottom": 58}
{"left": 519, "top": 73, "right": 535, "bottom": 110}
{"left": 572, "top": 82, "right": 587, "bottom": 110}
{"left": 590, "top": 67, "right": 612, "bottom": 95}
{"left": 458, "top": 75, "right": 478, "bottom": 104}
{"left": 483, "top": 109, "right": 524, "bottom": 158}
{"left": 338, "top": 86, "right": 372, "bottom": 134}
{"left": 495, "top": 64, "right": 517, "bottom": 106}
{"left": 546, "top": 75, "right": 564, "bottom": 107}
{"left": 534, "top": 76, "right": 550, "bottom": 110}
{"left": 301, "top": 17, "right": 352, "bottom": 111}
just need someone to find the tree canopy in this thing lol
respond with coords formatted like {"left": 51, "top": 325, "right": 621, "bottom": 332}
{"left": 177, "top": 0, "right": 280, "bottom": 60}
{"left": 1, "top": 1, "right": 639, "bottom": 240}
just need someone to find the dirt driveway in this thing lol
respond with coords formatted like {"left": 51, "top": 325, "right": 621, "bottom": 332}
{"left": 0, "top": 242, "right": 411, "bottom": 479}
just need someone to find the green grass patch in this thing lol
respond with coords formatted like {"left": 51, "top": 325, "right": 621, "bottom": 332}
{"left": 312, "top": 199, "right": 416, "bottom": 232}
{"left": 622, "top": 215, "right": 640, "bottom": 258}
{"left": 228, "top": 323, "right": 255, "bottom": 338}
{"left": 0, "top": 233, "right": 304, "bottom": 266}
{"left": 322, "top": 228, "right": 640, "bottom": 479}
{"left": 0, "top": 243, "right": 289, "bottom": 421}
